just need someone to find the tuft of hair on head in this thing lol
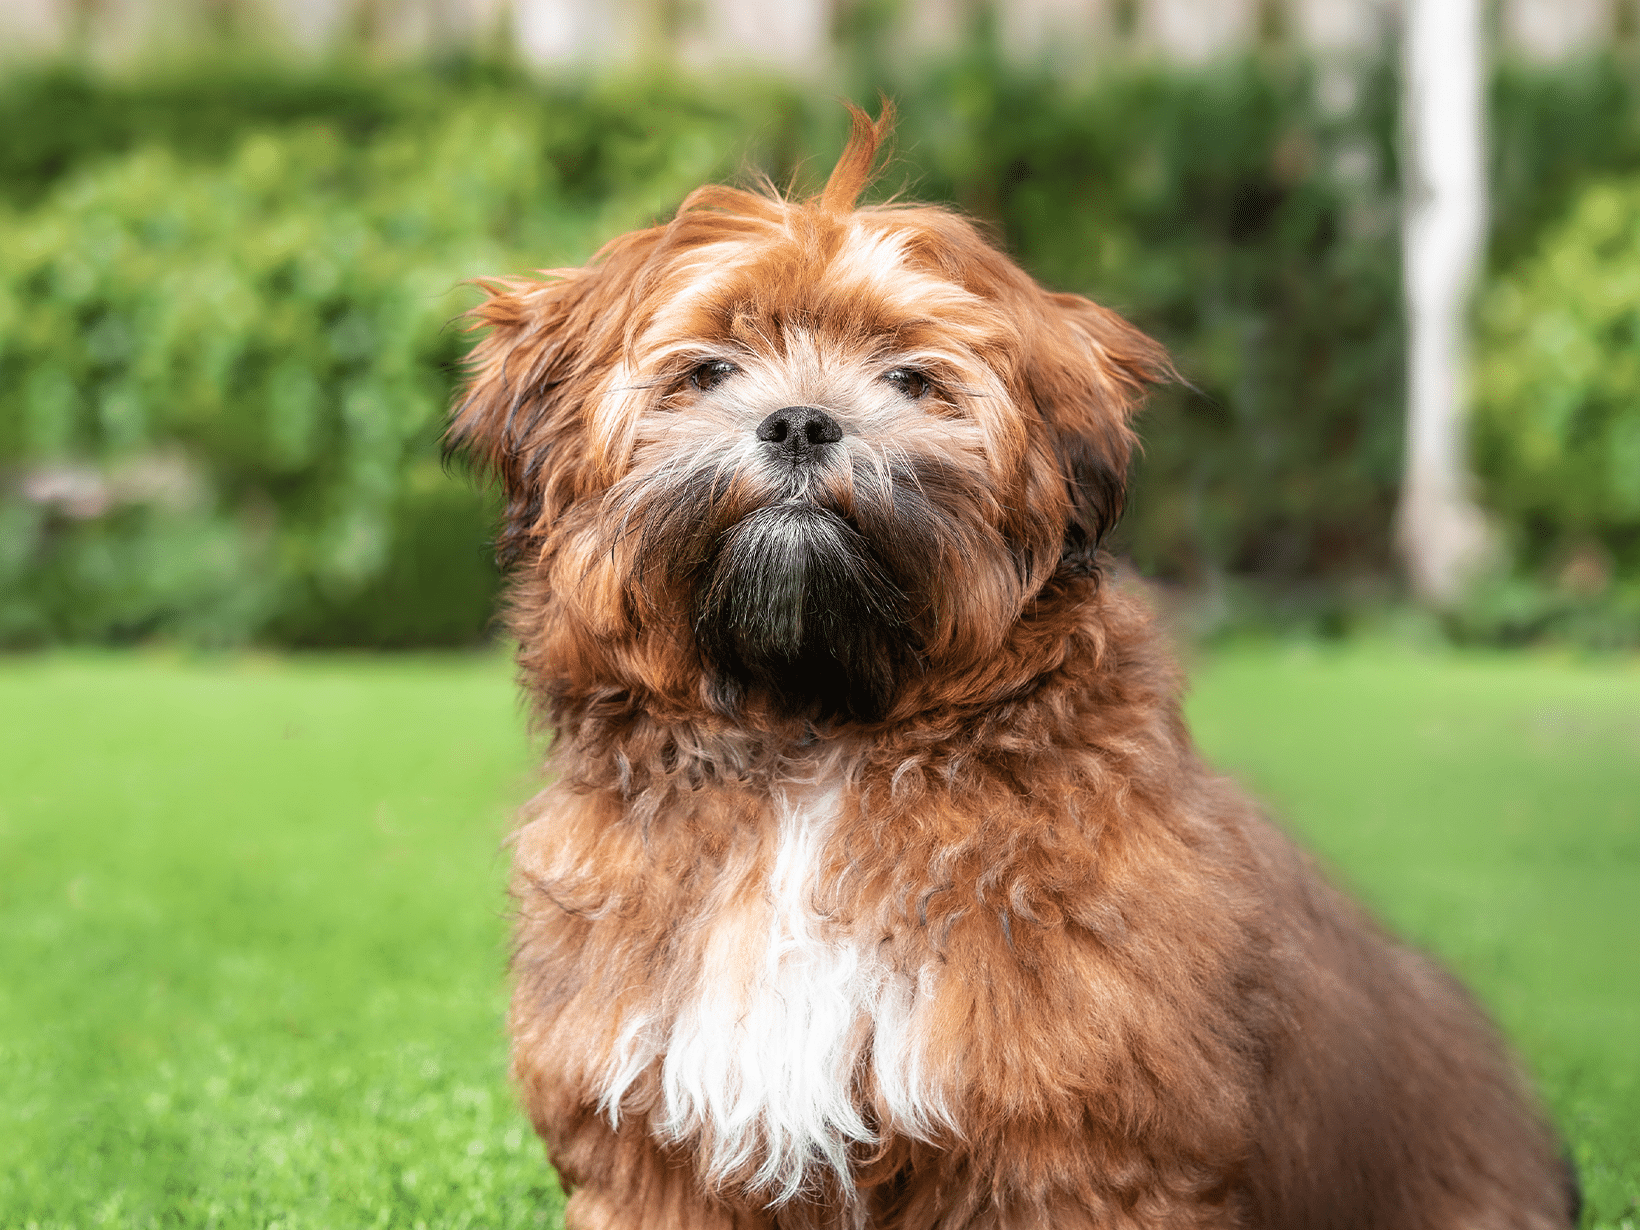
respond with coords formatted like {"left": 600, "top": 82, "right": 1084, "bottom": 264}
{"left": 819, "top": 100, "right": 896, "bottom": 214}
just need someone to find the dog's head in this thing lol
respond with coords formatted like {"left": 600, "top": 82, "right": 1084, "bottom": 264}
{"left": 452, "top": 107, "right": 1167, "bottom": 724}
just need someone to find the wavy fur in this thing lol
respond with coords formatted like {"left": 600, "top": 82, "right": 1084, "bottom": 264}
{"left": 453, "top": 109, "right": 1575, "bottom": 1230}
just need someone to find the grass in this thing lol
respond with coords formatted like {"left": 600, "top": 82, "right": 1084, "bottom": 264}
{"left": 0, "top": 652, "right": 554, "bottom": 1229}
{"left": 1, "top": 643, "right": 1635, "bottom": 1228}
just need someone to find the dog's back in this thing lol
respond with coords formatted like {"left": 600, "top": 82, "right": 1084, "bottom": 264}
{"left": 1232, "top": 802, "right": 1574, "bottom": 1229}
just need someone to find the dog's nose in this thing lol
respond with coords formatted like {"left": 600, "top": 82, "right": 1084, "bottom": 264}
{"left": 755, "top": 407, "right": 843, "bottom": 462}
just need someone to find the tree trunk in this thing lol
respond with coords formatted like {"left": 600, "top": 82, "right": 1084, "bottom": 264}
{"left": 1398, "top": 0, "right": 1493, "bottom": 607}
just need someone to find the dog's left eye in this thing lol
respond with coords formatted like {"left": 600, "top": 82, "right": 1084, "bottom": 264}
{"left": 883, "top": 368, "right": 931, "bottom": 400}
{"left": 689, "top": 360, "right": 738, "bottom": 392}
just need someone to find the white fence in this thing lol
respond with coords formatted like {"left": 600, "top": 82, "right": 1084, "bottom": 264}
{"left": 0, "top": 0, "right": 1627, "bottom": 69}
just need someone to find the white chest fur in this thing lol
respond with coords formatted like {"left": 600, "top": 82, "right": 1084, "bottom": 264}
{"left": 596, "top": 782, "right": 946, "bottom": 1205}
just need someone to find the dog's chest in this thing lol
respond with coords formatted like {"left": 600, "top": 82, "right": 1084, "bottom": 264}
{"left": 598, "top": 782, "right": 942, "bottom": 1203}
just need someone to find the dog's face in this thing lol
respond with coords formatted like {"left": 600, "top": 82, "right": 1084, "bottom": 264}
{"left": 453, "top": 112, "right": 1165, "bottom": 723}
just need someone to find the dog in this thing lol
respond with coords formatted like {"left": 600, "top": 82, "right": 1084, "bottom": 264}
{"left": 450, "top": 107, "right": 1577, "bottom": 1229}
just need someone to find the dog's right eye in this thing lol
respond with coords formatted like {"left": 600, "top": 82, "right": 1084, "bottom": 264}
{"left": 883, "top": 368, "right": 932, "bottom": 400}
{"left": 689, "top": 360, "right": 738, "bottom": 392}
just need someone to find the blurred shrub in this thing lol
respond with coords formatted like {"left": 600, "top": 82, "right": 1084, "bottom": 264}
{"left": 1469, "top": 175, "right": 1640, "bottom": 646}
{"left": 1489, "top": 54, "right": 1640, "bottom": 271}
{"left": 0, "top": 74, "right": 796, "bottom": 647}
{"left": 0, "top": 60, "right": 411, "bottom": 210}
{"left": 1453, "top": 54, "right": 1640, "bottom": 648}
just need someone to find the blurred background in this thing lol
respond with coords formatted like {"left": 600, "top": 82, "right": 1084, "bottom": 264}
{"left": 3, "top": 0, "right": 1638, "bottom": 650}
{"left": 2, "top": 5, "right": 1638, "bottom": 1229}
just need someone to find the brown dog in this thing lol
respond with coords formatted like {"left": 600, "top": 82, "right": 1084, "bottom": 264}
{"left": 451, "top": 108, "right": 1575, "bottom": 1229}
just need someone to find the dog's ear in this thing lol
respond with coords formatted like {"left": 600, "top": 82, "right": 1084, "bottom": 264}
{"left": 448, "top": 273, "right": 592, "bottom": 565}
{"left": 1027, "top": 292, "right": 1170, "bottom": 572}
{"left": 448, "top": 214, "right": 670, "bottom": 565}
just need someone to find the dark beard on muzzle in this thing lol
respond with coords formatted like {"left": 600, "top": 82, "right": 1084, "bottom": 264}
{"left": 693, "top": 503, "right": 911, "bottom": 721}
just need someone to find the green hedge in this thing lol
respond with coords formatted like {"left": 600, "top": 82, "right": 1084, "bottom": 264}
{"left": 1467, "top": 175, "right": 1640, "bottom": 646}
{"left": 2, "top": 49, "right": 1636, "bottom": 646}
{"left": 1456, "top": 56, "right": 1640, "bottom": 647}
{"left": 0, "top": 69, "right": 801, "bottom": 646}
{"left": 1478, "top": 177, "right": 1640, "bottom": 569}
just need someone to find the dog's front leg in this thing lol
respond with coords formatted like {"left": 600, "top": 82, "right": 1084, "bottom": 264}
{"left": 541, "top": 1105, "right": 775, "bottom": 1230}
{"left": 873, "top": 1149, "right": 1245, "bottom": 1230}
{"left": 564, "top": 1180, "right": 771, "bottom": 1230}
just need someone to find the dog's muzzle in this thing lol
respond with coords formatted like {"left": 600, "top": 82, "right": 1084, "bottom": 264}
{"left": 694, "top": 498, "right": 907, "bottom": 720}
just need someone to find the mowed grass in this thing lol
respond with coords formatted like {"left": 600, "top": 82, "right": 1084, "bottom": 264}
{"left": 0, "top": 652, "right": 555, "bottom": 1229}
{"left": 1, "top": 644, "right": 1635, "bottom": 1228}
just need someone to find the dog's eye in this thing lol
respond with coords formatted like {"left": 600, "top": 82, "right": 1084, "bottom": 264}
{"left": 689, "top": 360, "right": 738, "bottom": 392}
{"left": 883, "top": 368, "right": 931, "bottom": 400}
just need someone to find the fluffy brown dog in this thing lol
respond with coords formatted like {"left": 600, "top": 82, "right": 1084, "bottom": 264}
{"left": 451, "top": 108, "right": 1575, "bottom": 1229}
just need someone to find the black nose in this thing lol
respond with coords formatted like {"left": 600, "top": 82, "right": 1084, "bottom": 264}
{"left": 755, "top": 406, "right": 843, "bottom": 462}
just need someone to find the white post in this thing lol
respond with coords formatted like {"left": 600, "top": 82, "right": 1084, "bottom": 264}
{"left": 1397, "top": 0, "right": 1492, "bottom": 606}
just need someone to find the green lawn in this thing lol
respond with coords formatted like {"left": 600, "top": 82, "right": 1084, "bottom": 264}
{"left": 1, "top": 645, "right": 1635, "bottom": 1228}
